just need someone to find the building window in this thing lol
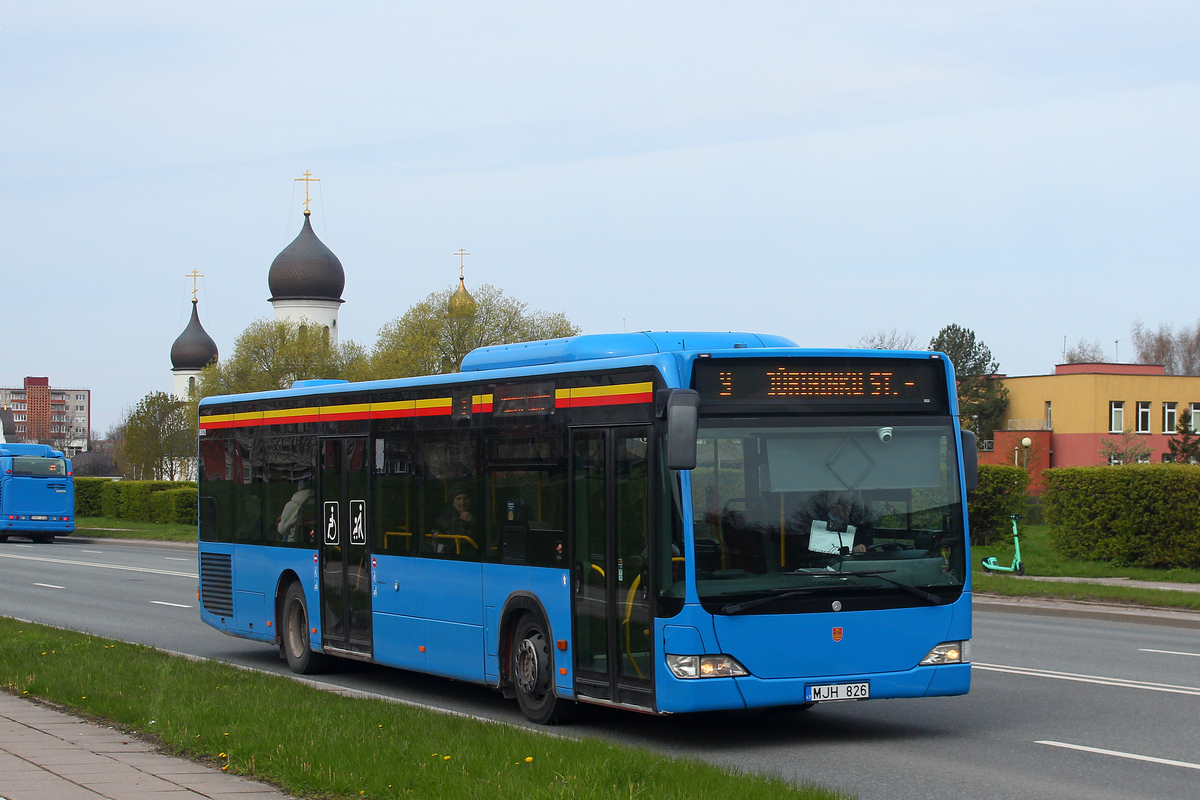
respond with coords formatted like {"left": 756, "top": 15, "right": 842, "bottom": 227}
{"left": 1191, "top": 403, "right": 1200, "bottom": 432}
{"left": 1045, "top": 401, "right": 1052, "bottom": 429}
{"left": 75, "top": 394, "right": 85, "bottom": 400}
{"left": 1136, "top": 402, "right": 1151, "bottom": 434}
{"left": 1164, "top": 403, "right": 1178, "bottom": 435}
{"left": 1110, "top": 401, "right": 1124, "bottom": 433}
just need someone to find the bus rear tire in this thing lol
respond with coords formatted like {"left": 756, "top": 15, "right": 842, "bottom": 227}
{"left": 511, "top": 613, "right": 573, "bottom": 725}
{"left": 31, "top": 534, "right": 53, "bottom": 543}
{"left": 282, "top": 582, "right": 329, "bottom": 674}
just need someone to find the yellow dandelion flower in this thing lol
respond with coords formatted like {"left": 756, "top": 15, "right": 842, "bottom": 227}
{"left": 525, "top": 757, "right": 533, "bottom": 763}
{"left": 444, "top": 755, "right": 451, "bottom": 761}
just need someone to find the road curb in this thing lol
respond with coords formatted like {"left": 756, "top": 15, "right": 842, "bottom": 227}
{"left": 974, "top": 593, "right": 1200, "bottom": 629}
{"left": 55, "top": 536, "right": 197, "bottom": 551}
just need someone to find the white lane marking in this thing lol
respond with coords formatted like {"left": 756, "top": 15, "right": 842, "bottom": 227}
{"left": 150, "top": 601, "right": 192, "bottom": 609}
{"left": 80, "top": 550, "right": 104, "bottom": 554}
{"left": 0, "top": 552, "right": 196, "bottom": 579}
{"left": 14, "top": 544, "right": 33, "bottom": 548}
{"left": 33, "top": 583, "right": 65, "bottom": 589}
{"left": 163, "top": 557, "right": 190, "bottom": 562}
{"left": 1140, "top": 648, "right": 1200, "bottom": 658}
{"left": 974, "top": 662, "right": 1200, "bottom": 697}
{"left": 1037, "top": 740, "right": 1200, "bottom": 771}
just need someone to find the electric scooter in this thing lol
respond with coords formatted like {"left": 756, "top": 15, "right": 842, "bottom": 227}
{"left": 980, "top": 514, "right": 1025, "bottom": 575}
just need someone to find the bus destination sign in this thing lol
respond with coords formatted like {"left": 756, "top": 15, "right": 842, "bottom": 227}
{"left": 693, "top": 358, "right": 947, "bottom": 410}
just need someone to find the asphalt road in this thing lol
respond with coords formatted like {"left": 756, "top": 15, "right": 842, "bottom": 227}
{"left": 1, "top": 536, "right": 1198, "bottom": 800}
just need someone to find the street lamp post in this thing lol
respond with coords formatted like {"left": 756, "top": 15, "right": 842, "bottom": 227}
{"left": 1021, "top": 436, "right": 1032, "bottom": 470}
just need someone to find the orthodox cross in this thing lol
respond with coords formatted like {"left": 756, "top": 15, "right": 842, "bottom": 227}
{"left": 294, "top": 170, "right": 320, "bottom": 213}
{"left": 454, "top": 248, "right": 470, "bottom": 279}
{"left": 187, "top": 270, "right": 204, "bottom": 301}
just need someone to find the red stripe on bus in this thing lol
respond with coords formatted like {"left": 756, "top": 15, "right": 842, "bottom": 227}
{"left": 557, "top": 392, "right": 653, "bottom": 409}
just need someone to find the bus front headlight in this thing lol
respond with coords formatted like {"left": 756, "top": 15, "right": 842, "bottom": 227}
{"left": 919, "top": 640, "right": 970, "bottom": 666}
{"left": 666, "top": 654, "right": 749, "bottom": 679}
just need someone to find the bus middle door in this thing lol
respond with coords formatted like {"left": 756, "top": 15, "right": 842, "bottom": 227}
{"left": 319, "top": 437, "right": 373, "bottom": 658}
{"left": 570, "top": 426, "right": 654, "bottom": 710}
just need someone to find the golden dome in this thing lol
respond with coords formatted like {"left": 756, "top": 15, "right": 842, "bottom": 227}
{"left": 449, "top": 275, "right": 476, "bottom": 316}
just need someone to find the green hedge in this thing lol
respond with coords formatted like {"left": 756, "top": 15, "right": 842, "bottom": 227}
{"left": 1043, "top": 465, "right": 1200, "bottom": 569}
{"left": 148, "top": 487, "right": 198, "bottom": 525}
{"left": 967, "top": 464, "right": 1029, "bottom": 545}
{"left": 88, "top": 480, "right": 197, "bottom": 523}
{"left": 74, "top": 477, "right": 109, "bottom": 517}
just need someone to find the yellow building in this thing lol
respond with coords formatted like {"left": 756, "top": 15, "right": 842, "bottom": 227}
{"left": 996, "top": 363, "right": 1200, "bottom": 470}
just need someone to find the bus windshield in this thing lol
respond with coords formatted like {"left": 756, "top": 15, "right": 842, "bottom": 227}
{"left": 690, "top": 418, "right": 966, "bottom": 610}
{"left": 11, "top": 457, "right": 68, "bottom": 477}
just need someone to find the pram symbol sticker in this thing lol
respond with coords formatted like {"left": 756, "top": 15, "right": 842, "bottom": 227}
{"left": 350, "top": 500, "right": 366, "bottom": 545}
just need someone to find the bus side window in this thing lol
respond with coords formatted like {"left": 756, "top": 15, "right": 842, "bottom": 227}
{"left": 417, "top": 430, "right": 480, "bottom": 562}
{"left": 372, "top": 434, "right": 419, "bottom": 556}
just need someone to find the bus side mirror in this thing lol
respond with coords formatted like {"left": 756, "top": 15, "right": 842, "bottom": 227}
{"left": 663, "top": 390, "right": 700, "bottom": 470}
{"left": 961, "top": 430, "right": 978, "bottom": 492}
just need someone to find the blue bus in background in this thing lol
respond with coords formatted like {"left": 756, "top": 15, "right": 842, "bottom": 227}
{"left": 0, "top": 443, "right": 75, "bottom": 542}
{"left": 197, "top": 332, "right": 976, "bottom": 723}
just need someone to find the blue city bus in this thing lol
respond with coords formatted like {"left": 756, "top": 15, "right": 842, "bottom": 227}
{"left": 0, "top": 443, "right": 75, "bottom": 542}
{"left": 197, "top": 332, "right": 976, "bottom": 722}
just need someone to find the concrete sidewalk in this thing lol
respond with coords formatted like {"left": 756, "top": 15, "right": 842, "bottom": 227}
{"left": 0, "top": 693, "right": 293, "bottom": 800}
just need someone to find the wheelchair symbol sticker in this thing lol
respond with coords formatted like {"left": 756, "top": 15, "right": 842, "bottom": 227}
{"left": 324, "top": 501, "right": 339, "bottom": 545}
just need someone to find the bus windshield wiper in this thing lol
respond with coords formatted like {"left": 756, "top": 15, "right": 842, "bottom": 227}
{"left": 720, "top": 589, "right": 813, "bottom": 615}
{"left": 799, "top": 569, "right": 945, "bottom": 606}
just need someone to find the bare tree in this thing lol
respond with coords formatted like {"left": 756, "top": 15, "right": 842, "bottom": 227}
{"left": 1129, "top": 319, "right": 1200, "bottom": 375}
{"left": 1063, "top": 338, "right": 1106, "bottom": 363}
{"left": 857, "top": 328, "right": 917, "bottom": 350}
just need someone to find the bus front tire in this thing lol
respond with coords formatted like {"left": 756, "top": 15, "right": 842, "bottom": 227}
{"left": 511, "top": 613, "right": 572, "bottom": 725}
{"left": 282, "top": 582, "right": 329, "bottom": 674}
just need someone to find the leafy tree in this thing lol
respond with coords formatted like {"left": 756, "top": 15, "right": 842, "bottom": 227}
{"left": 928, "top": 324, "right": 1009, "bottom": 440}
{"left": 198, "top": 319, "right": 369, "bottom": 396}
{"left": 1063, "top": 338, "right": 1106, "bottom": 363}
{"left": 1168, "top": 408, "right": 1200, "bottom": 464}
{"left": 1099, "top": 429, "right": 1153, "bottom": 465}
{"left": 370, "top": 283, "right": 579, "bottom": 377}
{"left": 119, "top": 392, "right": 195, "bottom": 480}
{"left": 856, "top": 328, "right": 916, "bottom": 350}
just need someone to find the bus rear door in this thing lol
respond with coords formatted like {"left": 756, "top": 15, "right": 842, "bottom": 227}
{"left": 570, "top": 426, "right": 654, "bottom": 710}
{"left": 319, "top": 437, "right": 373, "bottom": 657}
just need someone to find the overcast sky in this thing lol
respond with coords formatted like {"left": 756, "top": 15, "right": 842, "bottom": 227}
{"left": 3, "top": 2, "right": 1198, "bottom": 432}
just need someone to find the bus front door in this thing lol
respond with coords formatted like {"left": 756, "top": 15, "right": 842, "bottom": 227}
{"left": 570, "top": 427, "right": 654, "bottom": 710}
{"left": 319, "top": 437, "right": 373, "bottom": 657}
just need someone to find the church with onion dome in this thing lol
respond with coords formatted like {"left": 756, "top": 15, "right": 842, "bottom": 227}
{"left": 170, "top": 273, "right": 219, "bottom": 400}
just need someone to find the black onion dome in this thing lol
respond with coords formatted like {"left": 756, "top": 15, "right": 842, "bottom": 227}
{"left": 171, "top": 300, "right": 219, "bottom": 370}
{"left": 268, "top": 212, "right": 345, "bottom": 301}
{"left": 70, "top": 449, "right": 119, "bottom": 477}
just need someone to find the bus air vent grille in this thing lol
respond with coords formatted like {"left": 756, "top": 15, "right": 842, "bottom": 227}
{"left": 200, "top": 553, "right": 234, "bottom": 617}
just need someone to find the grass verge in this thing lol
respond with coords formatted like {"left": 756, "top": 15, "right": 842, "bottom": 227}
{"left": 74, "top": 517, "right": 196, "bottom": 542}
{"left": 972, "top": 523, "right": 1200, "bottom": 611}
{"left": 0, "top": 618, "right": 843, "bottom": 800}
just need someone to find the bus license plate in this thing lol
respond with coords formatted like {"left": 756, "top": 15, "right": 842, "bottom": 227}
{"left": 30, "top": 515, "right": 49, "bottom": 521}
{"left": 806, "top": 682, "right": 869, "bottom": 702}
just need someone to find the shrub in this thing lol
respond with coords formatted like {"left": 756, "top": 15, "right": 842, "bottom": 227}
{"left": 73, "top": 477, "right": 110, "bottom": 517}
{"left": 96, "top": 480, "right": 197, "bottom": 522}
{"left": 149, "top": 488, "right": 197, "bottom": 526}
{"left": 967, "top": 465, "right": 1029, "bottom": 545}
{"left": 1043, "top": 465, "right": 1200, "bottom": 569}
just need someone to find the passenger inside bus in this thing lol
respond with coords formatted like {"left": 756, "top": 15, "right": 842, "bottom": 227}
{"left": 429, "top": 486, "right": 477, "bottom": 555}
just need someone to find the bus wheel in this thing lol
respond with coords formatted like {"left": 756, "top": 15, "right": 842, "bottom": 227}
{"left": 0, "top": 535, "right": 8, "bottom": 542}
{"left": 511, "top": 613, "right": 571, "bottom": 724}
{"left": 282, "top": 582, "right": 329, "bottom": 674}
{"left": 31, "top": 534, "right": 53, "bottom": 543}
